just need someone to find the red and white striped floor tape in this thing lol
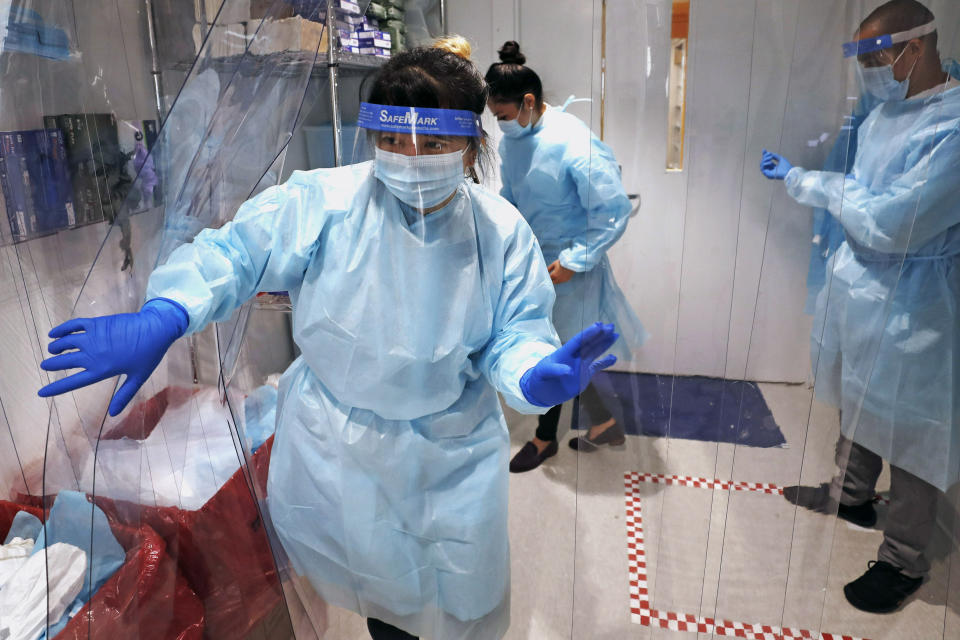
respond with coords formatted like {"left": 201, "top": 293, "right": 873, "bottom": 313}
{"left": 624, "top": 471, "right": 870, "bottom": 640}
{"left": 631, "top": 472, "right": 888, "bottom": 504}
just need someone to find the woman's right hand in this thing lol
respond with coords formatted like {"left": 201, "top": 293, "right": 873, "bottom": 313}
{"left": 37, "top": 298, "right": 189, "bottom": 416}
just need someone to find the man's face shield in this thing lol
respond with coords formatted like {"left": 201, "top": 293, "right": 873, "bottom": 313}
{"left": 842, "top": 20, "right": 936, "bottom": 67}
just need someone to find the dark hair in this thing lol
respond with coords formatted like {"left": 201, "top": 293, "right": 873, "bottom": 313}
{"left": 364, "top": 47, "right": 489, "bottom": 179}
{"left": 861, "top": 0, "right": 937, "bottom": 53}
{"left": 497, "top": 40, "right": 525, "bottom": 65}
{"left": 485, "top": 41, "right": 543, "bottom": 108}
{"left": 367, "top": 46, "right": 487, "bottom": 119}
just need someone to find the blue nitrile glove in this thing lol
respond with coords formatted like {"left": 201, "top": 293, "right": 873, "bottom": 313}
{"left": 520, "top": 322, "right": 619, "bottom": 408}
{"left": 760, "top": 149, "right": 794, "bottom": 180}
{"left": 37, "top": 298, "right": 189, "bottom": 416}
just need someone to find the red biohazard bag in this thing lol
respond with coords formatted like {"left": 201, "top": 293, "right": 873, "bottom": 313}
{"left": 92, "top": 386, "right": 285, "bottom": 639}
{"left": 0, "top": 500, "right": 205, "bottom": 640}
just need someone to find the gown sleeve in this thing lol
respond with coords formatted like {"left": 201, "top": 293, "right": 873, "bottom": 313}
{"left": 146, "top": 171, "right": 327, "bottom": 334}
{"left": 558, "top": 138, "right": 633, "bottom": 272}
{"left": 785, "top": 124, "right": 960, "bottom": 254}
{"left": 479, "top": 216, "right": 561, "bottom": 414}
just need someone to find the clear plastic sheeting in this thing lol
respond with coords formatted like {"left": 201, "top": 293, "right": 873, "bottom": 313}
{"left": 567, "top": 1, "right": 960, "bottom": 640}
{"left": 444, "top": 0, "right": 955, "bottom": 639}
{"left": 0, "top": 0, "right": 381, "bottom": 637}
{"left": 2, "top": 0, "right": 960, "bottom": 639}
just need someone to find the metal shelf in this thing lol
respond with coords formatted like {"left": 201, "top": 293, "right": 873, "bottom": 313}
{"left": 171, "top": 50, "right": 386, "bottom": 78}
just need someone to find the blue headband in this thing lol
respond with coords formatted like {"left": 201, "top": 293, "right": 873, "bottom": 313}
{"left": 358, "top": 102, "right": 482, "bottom": 137}
{"left": 842, "top": 20, "right": 937, "bottom": 58}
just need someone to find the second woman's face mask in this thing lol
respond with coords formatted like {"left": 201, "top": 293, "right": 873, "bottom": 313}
{"left": 374, "top": 147, "right": 466, "bottom": 209}
{"left": 498, "top": 103, "right": 537, "bottom": 138}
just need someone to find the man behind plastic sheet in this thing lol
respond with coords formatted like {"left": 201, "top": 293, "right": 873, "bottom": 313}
{"left": 761, "top": 0, "right": 960, "bottom": 615}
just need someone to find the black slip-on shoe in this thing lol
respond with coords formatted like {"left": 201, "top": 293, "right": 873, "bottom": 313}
{"left": 509, "top": 440, "right": 559, "bottom": 473}
{"left": 568, "top": 422, "right": 626, "bottom": 452}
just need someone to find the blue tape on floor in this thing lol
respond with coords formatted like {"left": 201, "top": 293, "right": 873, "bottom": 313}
{"left": 572, "top": 371, "right": 786, "bottom": 449}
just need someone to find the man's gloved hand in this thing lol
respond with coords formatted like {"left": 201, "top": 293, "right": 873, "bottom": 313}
{"left": 761, "top": 149, "right": 794, "bottom": 180}
{"left": 38, "top": 298, "right": 189, "bottom": 416}
{"left": 520, "top": 322, "right": 619, "bottom": 408}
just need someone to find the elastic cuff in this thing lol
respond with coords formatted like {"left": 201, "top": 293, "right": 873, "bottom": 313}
{"left": 784, "top": 166, "right": 804, "bottom": 188}
{"left": 144, "top": 297, "right": 190, "bottom": 337}
{"left": 519, "top": 367, "right": 552, "bottom": 408}
{"left": 557, "top": 252, "right": 588, "bottom": 273}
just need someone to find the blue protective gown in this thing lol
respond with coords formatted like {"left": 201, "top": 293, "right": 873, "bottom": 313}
{"left": 785, "top": 61, "right": 960, "bottom": 492}
{"left": 498, "top": 108, "right": 648, "bottom": 363}
{"left": 146, "top": 161, "right": 560, "bottom": 639}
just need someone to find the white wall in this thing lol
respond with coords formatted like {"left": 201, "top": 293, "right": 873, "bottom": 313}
{"left": 450, "top": 0, "right": 960, "bottom": 382}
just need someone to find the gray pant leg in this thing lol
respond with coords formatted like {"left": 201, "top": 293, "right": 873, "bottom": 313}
{"left": 877, "top": 464, "right": 939, "bottom": 578}
{"left": 832, "top": 436, "right": 882, "bottom": 506}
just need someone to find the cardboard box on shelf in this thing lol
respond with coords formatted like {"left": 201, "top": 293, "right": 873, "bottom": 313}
{"left": 357, "top": 36, "right": 390, "bottom": 49}
{"left": 42, "top": 113, "right": 119, "bottom": 227}
{"left": 356, "top": 30, "right": 391, "bottom": 41}
{"left": 331, "top": 0, "right": 362, "bottom": 15}
{"left": 193, "top": 22, "right": 251, "bottom": 58}
{"left": 250, "top": 0, "right": 294, "bottom": 19}
{"left": 195, "top": 0, "right": 250, "bottom": 24}
{"left": 0, "top": 129, "right": 76, "bottom": 239}
{"left": 249, "top": 16, "right": 329, "bottom": 55}
{"left": 0, "top": 134, "right": 35, "bottom": 239}
{"left": 338, "top": 13, "right": 365, "bottom": 26}
{"left": 30, "top": 129, "right": 75, "bottom": 232}
{"left": 358, "top": 46, "right": 391, "bottom": 56}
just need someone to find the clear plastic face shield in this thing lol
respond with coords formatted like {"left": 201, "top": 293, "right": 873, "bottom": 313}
{"left": 356, "top": 101, "right": 483, "bottom": 214}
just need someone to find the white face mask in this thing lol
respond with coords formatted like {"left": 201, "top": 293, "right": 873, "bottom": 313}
{"left": 374, "top": 147, "right": 466, "bottom": 209}
{"left": 498, "top": 103, "right": 537, "bottom": 138}
{"left": 857, "top": 47, "right": 918, "bottom": 102}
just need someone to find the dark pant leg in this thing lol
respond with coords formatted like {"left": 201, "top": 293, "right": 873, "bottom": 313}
{"left": 877, "top": 464, "right": 939, "bottom": 578}
{"left": 578, "top": 383, "right": 614, "bottom": 426}
{"left": 535, "top": 404, "right": 563, "bottom": 441}
{"left": 367, "top": 618, "right": 418, "bottom": 640}
{"left": 832, "top": 436, "right": 883, "bottom": 505}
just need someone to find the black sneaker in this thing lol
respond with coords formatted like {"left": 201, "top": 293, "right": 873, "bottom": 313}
{"left": 843, "top": 561, "right": 923, "bottom": 613}
{"left": 782, "top": 483, "right": 877, "bottom": 527}
{"left": 509, "top": 440, "right": 559, "bottom": 473}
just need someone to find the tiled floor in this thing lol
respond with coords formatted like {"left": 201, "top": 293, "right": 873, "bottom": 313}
{"left": 321, "top": 383, "right": 960, "bottom": 639}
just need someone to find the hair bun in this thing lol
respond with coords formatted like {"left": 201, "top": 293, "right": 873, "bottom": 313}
{"left": 497, "top": 41, "right": 526, "bottom": 65}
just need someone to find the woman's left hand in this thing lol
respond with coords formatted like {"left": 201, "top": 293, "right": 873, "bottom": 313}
{"left": 548, "top": 260, "right": 575, "bottom": 284}
{"left": 519, "top": 322, "right": 619, "bottom": 408}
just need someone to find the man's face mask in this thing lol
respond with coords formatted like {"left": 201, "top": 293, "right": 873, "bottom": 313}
{"left": 857, "top": 45, "right": 919, "bottom": 102}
